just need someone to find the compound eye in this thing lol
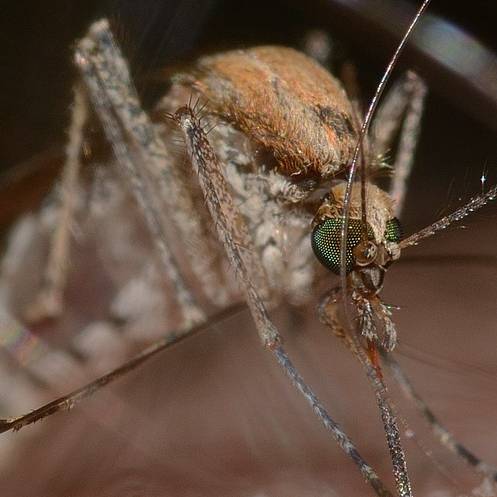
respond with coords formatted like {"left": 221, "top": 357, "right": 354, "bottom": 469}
{"left": 311, "top": 218, "right": 372, "bottom": 275}
{"left": 384, "top": 217, "right": 403, "bottom": 243}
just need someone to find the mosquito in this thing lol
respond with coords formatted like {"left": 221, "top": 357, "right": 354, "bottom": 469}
{"left": 0, "top": 1, "right": 496, "bottom": 495}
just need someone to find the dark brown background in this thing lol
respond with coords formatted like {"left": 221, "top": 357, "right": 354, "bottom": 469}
{"left": 2, "top": 0, "right": 497, "bottom": 172}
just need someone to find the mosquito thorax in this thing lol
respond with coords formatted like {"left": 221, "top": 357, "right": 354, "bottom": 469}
{"left": 311, "top": 182, "right": 402, "bottom": 278}
{"left": 189, "top": 46, "right": 359, "bottom": 178}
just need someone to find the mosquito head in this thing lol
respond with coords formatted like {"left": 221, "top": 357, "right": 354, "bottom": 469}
{"left": 312, "top": 182, "right": 401, "bottom": 285}
{"left": 338, "top": 0, "right": 431, "bottom": 290}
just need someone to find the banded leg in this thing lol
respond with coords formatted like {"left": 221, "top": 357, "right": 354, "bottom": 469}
{"left": 170, "top": 104, "right": 394, "bottom": 497}
{"left": 75, "top": 26, "right": 204, "bottom": 328}
{"left": 0, "top": 304, "right": 244, "bottom": 434}
{"left": 319, "top": 289, "right": 413, "bottom": 497}
{"left": 373, "top": 72, "right": 427, "bottom": 217}
{"left": 77, "top": 20, "right": 230, "bottom": 310}
{"left": 24, "top": 85, "right": 88, "bottom": 322}
{"left": 0, "top": 298, "right": 393, "bottom": 496}
{"left": 383, "top": 352, "right": 497, "bottom": 483}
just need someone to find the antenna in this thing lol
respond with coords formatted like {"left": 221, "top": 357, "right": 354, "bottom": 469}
{"left": 339, "top": 0, "right": 431, "bottom": 308}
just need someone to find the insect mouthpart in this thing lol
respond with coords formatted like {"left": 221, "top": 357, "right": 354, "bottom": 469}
{"left": 353, "top": 239, "right": 378, "bottom": 267}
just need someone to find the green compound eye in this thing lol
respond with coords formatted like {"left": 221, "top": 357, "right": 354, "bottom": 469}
{"left": 311, "top": 218, "right": 373, "bottom": 275}
{"left": 384, "top": 217, "right": 403, "bottom": 243}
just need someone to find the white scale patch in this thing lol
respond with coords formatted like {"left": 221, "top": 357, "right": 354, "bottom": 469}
{"left": 209, "top": 120, "right": 316, "bottom": 304}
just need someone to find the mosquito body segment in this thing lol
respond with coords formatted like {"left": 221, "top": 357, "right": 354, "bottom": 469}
{"left": 187, "top": 46, "right": 359, "bottom": 177}
{"left": 156, "top": 46, "right": 363, "bottom": 307}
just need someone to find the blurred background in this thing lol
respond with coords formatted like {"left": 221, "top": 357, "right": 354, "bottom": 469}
{"left": 1, "top": 1, "right": 497, "bottom": 496}
{"left": 1, "top": 0, "right": 497, "bottom": 173}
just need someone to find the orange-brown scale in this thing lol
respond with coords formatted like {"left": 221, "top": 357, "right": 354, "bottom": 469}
{"left": 314, "top": 182, "right": 395, "bottom": 244}
{"left": 179, "top": 46, "right": 358, "bottom": 179}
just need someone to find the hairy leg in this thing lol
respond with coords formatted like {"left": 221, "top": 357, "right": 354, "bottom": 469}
{"left": 384, "top": 352, "right": 497, "bottom": 482}
{"left": 75, "top": 22, "right": 204, "bottom": 328}
{"left": 319, "top": 288, "right": 413, "bottom": 497}
{"left": 81, "top": 20, "right": 231, "bottom": 309}
{"left": 24, "top": 85, "right": 88, "bottom": 322}
{"left": 171, "top": 102, "right": 393, "bottom": 497}
{"left": 373, "top": 72, "right": 427, "bottom": 217}
{"left": 0, "top": 304, "right": 244, "bottom": 434}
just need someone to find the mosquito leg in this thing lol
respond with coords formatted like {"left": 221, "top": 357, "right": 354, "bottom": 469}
{"left": 171, "top": 106, "right": 393, "bottom": 497}
{"left": 374, "top": 74, "right": 415, "bottom": 155}
{"left": 373, "top": 72, "right": 425, "bottom": 157}
{"left": 24, "top": 85, "right": 88, "bottom": 323}
{"left": 0, "top": 303, "right": 245, "bottom": 434}
{"left": 171, "top": 107, "right": 278, "bottom": 344}
{"left": 383, "top": 352, "right": 497, "bottom": 482}
{"left": 388, "top": 73, "right": 427, "bottom": 217}
{"left": 373, "top": 72, "right": 427, "bottom": 217}
{"left": 319, "top": 289, "right": 413, "bottom": 497}
{"left": 78, "top": 19, "right": 230, "bottom": 309}
{"left": 74, "top": 27, "right": 204, "bottom": 328}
